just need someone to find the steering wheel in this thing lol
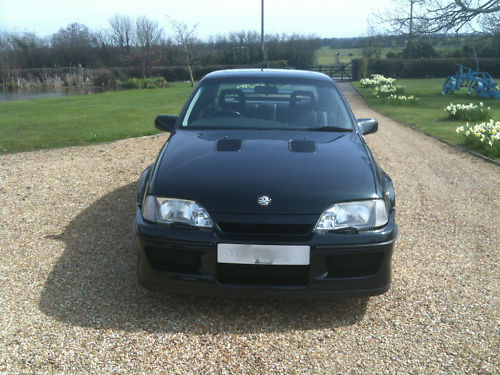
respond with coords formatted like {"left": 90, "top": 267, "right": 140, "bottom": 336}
{"left": 210, "top": 110, "right": 242, "bottom": 118}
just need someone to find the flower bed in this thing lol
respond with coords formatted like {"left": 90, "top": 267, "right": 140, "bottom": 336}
{"left": 360, "top": 74, "right": 410, "bottom": 101}
{"left": 373, "top": 84, "right": 405, "bottom": 98}
{"left": 444, "top": 102, "right": 491, "bottom": 121}
{"left": 360, "top": 74, "right": 396, "bottom": 88}
{"left": 456, "top": 119, "right": 500, "bottom": 157}
{"left": 386, "top": 94, "right": 419, "bottom": 105}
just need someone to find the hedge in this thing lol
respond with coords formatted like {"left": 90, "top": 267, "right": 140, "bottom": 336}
{"left": 365, "top": 58, "right": 500, "bottom": 79}
{"left": 9, "top": 58, "right": 498, "bottom": 86}
{"left": 146, "top": 61, "right": 286, "bottom": 82}
{"left": 352, "top": 58, "right": 368, "bottom": 81}
{"left": 1, "top": 62, "right": 288, "bottom": 87}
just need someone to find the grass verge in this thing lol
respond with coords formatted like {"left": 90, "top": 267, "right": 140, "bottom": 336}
{"left": 0, "top": 82, "right": 193, "bottom": 154}
{"left": 352, "top": 78, "right": 499, "bottom": 161}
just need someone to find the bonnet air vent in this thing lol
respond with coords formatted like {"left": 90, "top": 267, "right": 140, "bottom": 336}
{"left": 289, "top": 140, "right": 316, "bottom": 153}
{"left": 216, "top": 139, "right": 242, "bottom": 151}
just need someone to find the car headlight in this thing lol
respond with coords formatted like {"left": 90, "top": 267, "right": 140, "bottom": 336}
{"left": 142, "top": 196, "right": 213, "bottom": 228}
{"left": 314, "top": 199, "right": 388, "bottom": 232}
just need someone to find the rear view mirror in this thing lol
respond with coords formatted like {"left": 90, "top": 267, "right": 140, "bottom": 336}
{"left": 357, "top": 118, "right": 378, "bottom": 135}
{"left": 155, "top": 115, "right": 178, "bottom": 132}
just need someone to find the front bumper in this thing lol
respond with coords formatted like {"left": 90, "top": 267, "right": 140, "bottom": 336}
{"left": 133, "top": 207, "right": 398, "bottom": 298}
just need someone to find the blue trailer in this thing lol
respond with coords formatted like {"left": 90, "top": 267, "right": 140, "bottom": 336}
{"left": 442, "top": 64, "right": 500, "bottom": 99}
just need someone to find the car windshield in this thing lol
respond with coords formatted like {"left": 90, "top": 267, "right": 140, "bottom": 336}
{"left": 181, "top": 77, "right": 353, "bottom": 131}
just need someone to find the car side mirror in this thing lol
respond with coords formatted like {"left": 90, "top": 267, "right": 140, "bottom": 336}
{"left": 357, "top": 118, "right": 378, "bottom": 135}
{"left": 155, "top": 115, "right": 178, "bottom": 132}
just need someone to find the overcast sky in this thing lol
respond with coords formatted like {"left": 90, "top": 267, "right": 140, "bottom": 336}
{"left": 0, "top": 0, "right": 394, "bottom": 39}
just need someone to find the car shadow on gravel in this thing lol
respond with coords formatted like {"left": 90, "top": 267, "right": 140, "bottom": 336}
{"left": 39, "top": 182, "right": 368, "bottom": 334}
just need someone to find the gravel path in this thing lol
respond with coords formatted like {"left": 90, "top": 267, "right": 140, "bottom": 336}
{"left": 1, "top": 84, "right": 498, "bottom": 374}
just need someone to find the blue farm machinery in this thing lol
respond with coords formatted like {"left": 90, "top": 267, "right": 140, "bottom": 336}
{"left": 442, "top": 64, "right": 500, "bottom": 99}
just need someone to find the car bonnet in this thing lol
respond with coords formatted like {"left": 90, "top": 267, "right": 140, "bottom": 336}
{"left": 151, "top": 129, "right": 379, "bottom": 215}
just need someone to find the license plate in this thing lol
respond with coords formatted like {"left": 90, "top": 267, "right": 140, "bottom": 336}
{"left": 217, "top": 244, "right": 310, "bottom": 265}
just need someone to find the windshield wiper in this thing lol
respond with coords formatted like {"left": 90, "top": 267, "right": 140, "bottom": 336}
{"left": 309, "top": 126, "right": 352, "bottom": 132}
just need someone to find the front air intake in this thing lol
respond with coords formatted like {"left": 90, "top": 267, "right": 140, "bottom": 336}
{"left": 217, "top": 264, "right": 309, "bottom": 285}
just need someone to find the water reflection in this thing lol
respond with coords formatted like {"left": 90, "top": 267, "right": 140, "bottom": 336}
{"left": 0, "top": 86, "right": 108, "bottom": 101}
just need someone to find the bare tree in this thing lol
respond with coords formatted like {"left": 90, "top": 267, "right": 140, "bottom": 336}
{"left": 0, "top": 32, "right": 17, "bottom": 87}
{"left": 379, "top": 0, "right": 500, "bottom": 37}
{"left": 51, "top": 23, "right": 96, "bottom": 49}
{"left": 362, "top": 26, "right": 384, "bottom": 58}
{"left": 480, "top": 10, "right": 499, "bottom": 34}
{"left": 375, "top": 0, "right": 428, "bottom": 57}
{"left": 50, "top": 23, "right": 97, "bottom": 66}
{"left": 419, "top": 0, "right": 500, "bottom": 34}
{"left": 134, "top": 16, "right": 163, "bottom": 78}
{"left": 136, "top": 16, "right": 163, "bottom": 50}
{"left": 109, "top": 15, "right": 134, "bottom": 51}
{"left": 169, "top": 18, "right": 198, "bottom": 87}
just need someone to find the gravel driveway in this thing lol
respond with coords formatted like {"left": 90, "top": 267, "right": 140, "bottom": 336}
{"left": 1, "top": 83, "right": 498, "bottom": 373}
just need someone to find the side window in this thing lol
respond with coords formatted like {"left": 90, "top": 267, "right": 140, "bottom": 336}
{"left": 182, "top": 85, "right": 218, "bottom": 126}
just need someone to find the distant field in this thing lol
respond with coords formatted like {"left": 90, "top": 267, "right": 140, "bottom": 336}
{"left": 314, "top": 47, "right": 364, "bottom": 65}
{"left": 313, "top": 42, "right": 467, "bottom": 66}
{"left": 353, "top": 78, "right": 499, "bottom": 160}
{"left": 0, "top": 82, "right": 193, "bottom": 154}
{"left": 314, "top": 46, "right": 406, "bottom": 65}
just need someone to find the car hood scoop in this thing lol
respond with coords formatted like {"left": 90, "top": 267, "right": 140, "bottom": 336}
{"left": 289, "top": 139, "right": 316, "bottom": 153}
{"left": 216, "top": 138, "right": 316, "bottom": 153}
{"left": 216, "top": 138, "right": 242, "bottom": 151}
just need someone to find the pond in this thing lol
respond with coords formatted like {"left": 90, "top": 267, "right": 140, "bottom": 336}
{"left": 0, "top": 86, "right": 108, "bottom": 101}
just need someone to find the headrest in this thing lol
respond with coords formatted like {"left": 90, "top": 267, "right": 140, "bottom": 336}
{"left": 290, "top": 90, "right": 316, "bottom": 111}
{"left": 218, "top": 89, "right": 245, "bottom": 110}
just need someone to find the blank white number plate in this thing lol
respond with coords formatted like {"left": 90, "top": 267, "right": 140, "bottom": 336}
{"left": 217, "top": 244, "right": 310, "bottom": 265}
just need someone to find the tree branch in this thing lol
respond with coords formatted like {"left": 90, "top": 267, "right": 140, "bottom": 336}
{"left": 455, "top": 0, "right": 500, "bottom": 14}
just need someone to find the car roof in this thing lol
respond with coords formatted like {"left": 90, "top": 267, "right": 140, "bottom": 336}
{"left": 201, "top": 68, "right": 334, "bottom": 83}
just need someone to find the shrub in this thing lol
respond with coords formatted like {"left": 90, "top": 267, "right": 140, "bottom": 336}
{"left": 119, "top": 77, "right": 168, "bottom": 90}
{"left": 121, "top": 78, "right": 143, "bottom": 89}
{"left": 144, "top": 77, "right": 168, "bottom": 89}
{"left": 444, "top": 102, "right": 491, "bottom": 121}
{"left": 93, "top": 70, "right": 116, "bottom": 88}
{"left": 456, "top": 119, "right": 500, "bottom": 157}
{"left": 401, "top": 40, "right": 437, "bottom": 58}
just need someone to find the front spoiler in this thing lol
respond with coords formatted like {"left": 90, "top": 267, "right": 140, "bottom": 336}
{"left": 133, "top": 207, "right": 398, "bottom": 298}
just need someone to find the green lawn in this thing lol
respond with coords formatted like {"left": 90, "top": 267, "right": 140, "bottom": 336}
{"left": 352, "top": 78, "right": 499, "bottom": 160}
{"left": 0, "top": 82, "right": 193, "bottom": 154}
{"left": 3, "top": 78, "right": 498, "bottom": 159}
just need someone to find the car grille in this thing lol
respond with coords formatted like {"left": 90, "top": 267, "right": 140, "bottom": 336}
{"left": 217, "top": 264, "right": 309, "bottom": 286}
{"left": 144, "top": 246, "right": 202, "bottom": 274}
{"left": 325, "top": 252, "right": 384, "bottom": 278}
{"left": 217, "top": 222, "right": 312, "bottom": 235}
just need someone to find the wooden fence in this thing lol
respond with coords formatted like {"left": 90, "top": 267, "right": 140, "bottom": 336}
{"left": 308, "top": 63, "right": 353, "bottom": 81}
